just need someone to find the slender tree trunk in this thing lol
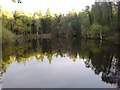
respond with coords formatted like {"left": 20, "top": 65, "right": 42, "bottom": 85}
{"left": 118, "top": 1, "right": 120, "bottom": 39}
{"left": 100, "top": 29, "right": 102, "bottom": 40}
{"left": 41, "top": 30, "right": 42, "bottom": 35}
{"left": 118, "top": 1, "right": 120, "bottom": 30}
{"left": 36, "top": 27, "right": 38, "bottom": 35}
{"left": 37, "top": 30, "right": 38, "bottom": 35}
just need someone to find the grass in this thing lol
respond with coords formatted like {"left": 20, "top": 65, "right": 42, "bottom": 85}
{"left": 2, "top": 28, "right": 15, "bottom": 42}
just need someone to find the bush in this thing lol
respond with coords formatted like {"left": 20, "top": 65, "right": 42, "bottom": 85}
{"left": 90, "top": 23, "right": 102, "bottom": 38}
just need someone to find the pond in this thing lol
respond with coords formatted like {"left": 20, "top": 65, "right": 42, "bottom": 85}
{"left": 1, "top": 38, "right": 120, "bottom": 88}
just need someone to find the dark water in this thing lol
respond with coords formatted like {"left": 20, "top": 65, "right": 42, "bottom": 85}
{"left": 1, "top": 38, "right": 120, "bottom": 88}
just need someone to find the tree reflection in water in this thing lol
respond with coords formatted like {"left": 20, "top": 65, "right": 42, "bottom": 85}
{"left": 2, "top": 38, "right": 120, "bottom": 88}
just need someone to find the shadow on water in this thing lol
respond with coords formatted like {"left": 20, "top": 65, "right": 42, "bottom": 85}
{"left": 2, "top": 37, "right": 120, "bottom": 88}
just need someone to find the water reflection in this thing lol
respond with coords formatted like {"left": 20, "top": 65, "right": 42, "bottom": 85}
{"left": 2, "top": 38, "right": 120, "bottom": 88}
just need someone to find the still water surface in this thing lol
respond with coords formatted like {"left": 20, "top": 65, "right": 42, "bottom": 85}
{"left": 2, "top": 38, "right": 120, "bottom": 88}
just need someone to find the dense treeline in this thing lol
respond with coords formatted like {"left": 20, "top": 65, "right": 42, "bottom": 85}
{"left": 1, "top": 2, "right": 120, "bottom": 40}
{"left": 2, "top": 38, "right": 120, "bottom": 87}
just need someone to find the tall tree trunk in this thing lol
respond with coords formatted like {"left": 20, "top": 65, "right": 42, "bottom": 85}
{"left": 118, "top": 1, "right": 120, "bottom": 30}
{"left": 118, "top": 1, "right": 120, "bottom": 38}
{"left": 118, "top": 1, "right": 120, "bottom": 39}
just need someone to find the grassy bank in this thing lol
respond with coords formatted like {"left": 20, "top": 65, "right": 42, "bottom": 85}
{"left": 23, "top": 33, "right": 52, "bottom": 39}
{"left": 2, "top": 28, "right": 15, "bottom": 42}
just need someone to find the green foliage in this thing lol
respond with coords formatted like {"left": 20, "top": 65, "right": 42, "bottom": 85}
{"left": 102, "top": 26, "right": 110, "bottom": 37}
{"left": 90, "top": 23, "right": 102, "bottom": 38}
{"left": 71, "top": 20, "right": 81, "bottom": 37}
{"left": 41, "top": 17, "right": 51, "bottom": 33}
{"left": 71, "top": 20, "right": 80, "bottom": 31}
{"left": 13, "top": 19, "right": 24, "bottom": 33}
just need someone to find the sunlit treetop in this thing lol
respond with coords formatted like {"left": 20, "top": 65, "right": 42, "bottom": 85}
{"left": 46, "top": 8, "right": 51, "bottom": 17}
{"left": 2, "top": 8, "right": 13, "bottom": 19}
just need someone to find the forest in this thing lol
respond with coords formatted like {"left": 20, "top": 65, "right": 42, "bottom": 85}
{"left": 1, "top": 1, "right": 120, "bottom": 42}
